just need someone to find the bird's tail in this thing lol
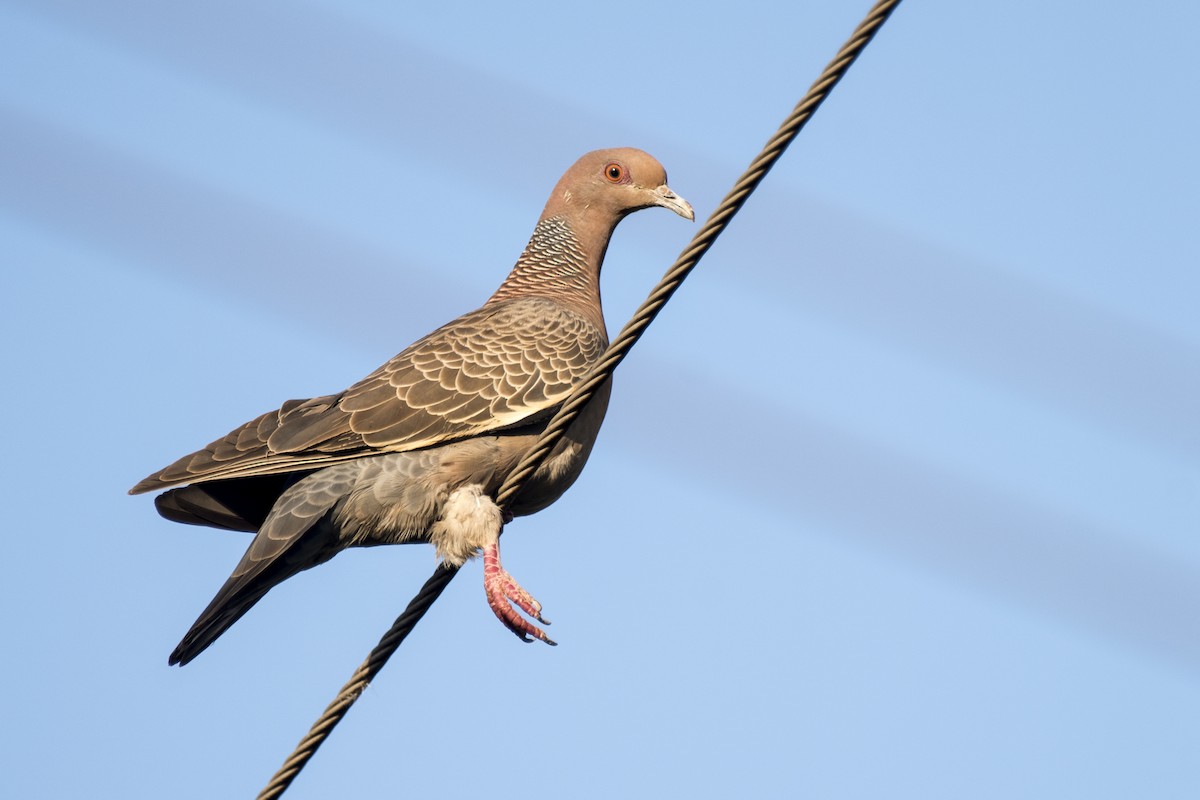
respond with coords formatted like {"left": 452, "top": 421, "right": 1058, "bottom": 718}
{"left": 168, "top": 463, "right": 354, "bottom": 665}
{"left": 169, "top": 569, "right": 284, "bottom": 666}
{"left": 154, "top": 474, "right": 306, "bottom": 532}
{"left": 169, "top": 522, "right": 329, "bottom": 666}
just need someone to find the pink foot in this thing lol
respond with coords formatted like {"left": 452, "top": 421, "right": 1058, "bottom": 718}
{"left": 483, "top": 542, "right": 556, "bottom": 646}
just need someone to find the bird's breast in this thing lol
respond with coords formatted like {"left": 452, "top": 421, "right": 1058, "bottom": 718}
{"left": 506, "top": 377, "right": 612, "bottom": 518}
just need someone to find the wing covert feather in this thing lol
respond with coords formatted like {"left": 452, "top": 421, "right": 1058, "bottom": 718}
{"left": 130, "top": 298, "right": 605, "bottom": 493}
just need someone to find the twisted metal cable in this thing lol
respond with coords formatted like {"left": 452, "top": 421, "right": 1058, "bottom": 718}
{"left": 257, "top": 2, "right": 902, "bottom": 796}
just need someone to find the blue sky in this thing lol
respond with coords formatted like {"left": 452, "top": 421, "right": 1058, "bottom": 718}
{"left": 3, "top": 1, "right": 1198, "bottom": 797}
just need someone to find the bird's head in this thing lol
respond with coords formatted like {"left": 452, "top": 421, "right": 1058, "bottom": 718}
{"left": 546, "top": 148, "right": 694, "bottom": 224}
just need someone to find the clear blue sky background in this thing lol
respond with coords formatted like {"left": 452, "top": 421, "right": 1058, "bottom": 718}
{"left": 3, "top": 1, "right": 1198, "bottom": 797}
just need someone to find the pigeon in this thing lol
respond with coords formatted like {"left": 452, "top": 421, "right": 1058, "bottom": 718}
{"left": 130, "top": 148, "right": 693, "bottom": 665}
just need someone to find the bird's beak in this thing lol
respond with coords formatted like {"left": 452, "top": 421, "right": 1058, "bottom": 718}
{"left": 653, "top": 185, "right": 695, "bottom": 221}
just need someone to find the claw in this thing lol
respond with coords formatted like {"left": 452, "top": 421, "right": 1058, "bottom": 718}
{"left": 482, "top": 542, "right": 556, "bottom": 645}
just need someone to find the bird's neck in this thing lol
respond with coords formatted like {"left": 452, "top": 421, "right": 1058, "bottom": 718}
{"left": 487, "top": 215, "right": 610, "bottom": 330}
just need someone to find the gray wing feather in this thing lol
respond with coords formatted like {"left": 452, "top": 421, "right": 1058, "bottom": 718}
{"left": 167, "top": 464, "right": 361, "bottom": 665}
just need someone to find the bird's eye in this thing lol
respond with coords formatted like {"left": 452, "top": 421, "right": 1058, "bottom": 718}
{"left": 604, "top": 163, "right": 625, "bottom": 183}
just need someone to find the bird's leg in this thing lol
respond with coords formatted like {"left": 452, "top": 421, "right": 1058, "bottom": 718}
{"left": 436, "top": 489, "right": 555, "bottom": 645}
{"left": 483, "top": 540, "right": 556, "bottom": 646}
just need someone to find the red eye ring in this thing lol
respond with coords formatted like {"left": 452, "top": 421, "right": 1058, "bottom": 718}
{"left": 604, "top": 163, "right": 625, "bottom": 183}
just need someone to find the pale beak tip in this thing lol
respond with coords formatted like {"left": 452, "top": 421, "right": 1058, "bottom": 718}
{"left": 656, "top": 185, "right": 695, "bottom": 221}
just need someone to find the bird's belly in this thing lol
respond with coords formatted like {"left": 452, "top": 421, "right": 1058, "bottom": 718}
{"left": 331, "top": 379, "right": 611, "bottom": 548}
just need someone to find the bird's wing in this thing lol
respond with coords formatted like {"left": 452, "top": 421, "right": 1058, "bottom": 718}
{"left": 131, "top": 298, "right": 606, "bottom": 494}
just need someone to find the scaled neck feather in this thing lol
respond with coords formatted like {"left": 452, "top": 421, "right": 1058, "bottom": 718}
{"left": 486, "top": 215, "right": 610, "bottom": 331}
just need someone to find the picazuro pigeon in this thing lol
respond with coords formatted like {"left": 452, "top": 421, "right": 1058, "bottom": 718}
{"left": 130, "top": 148, "right": 693, "bottom": 665}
